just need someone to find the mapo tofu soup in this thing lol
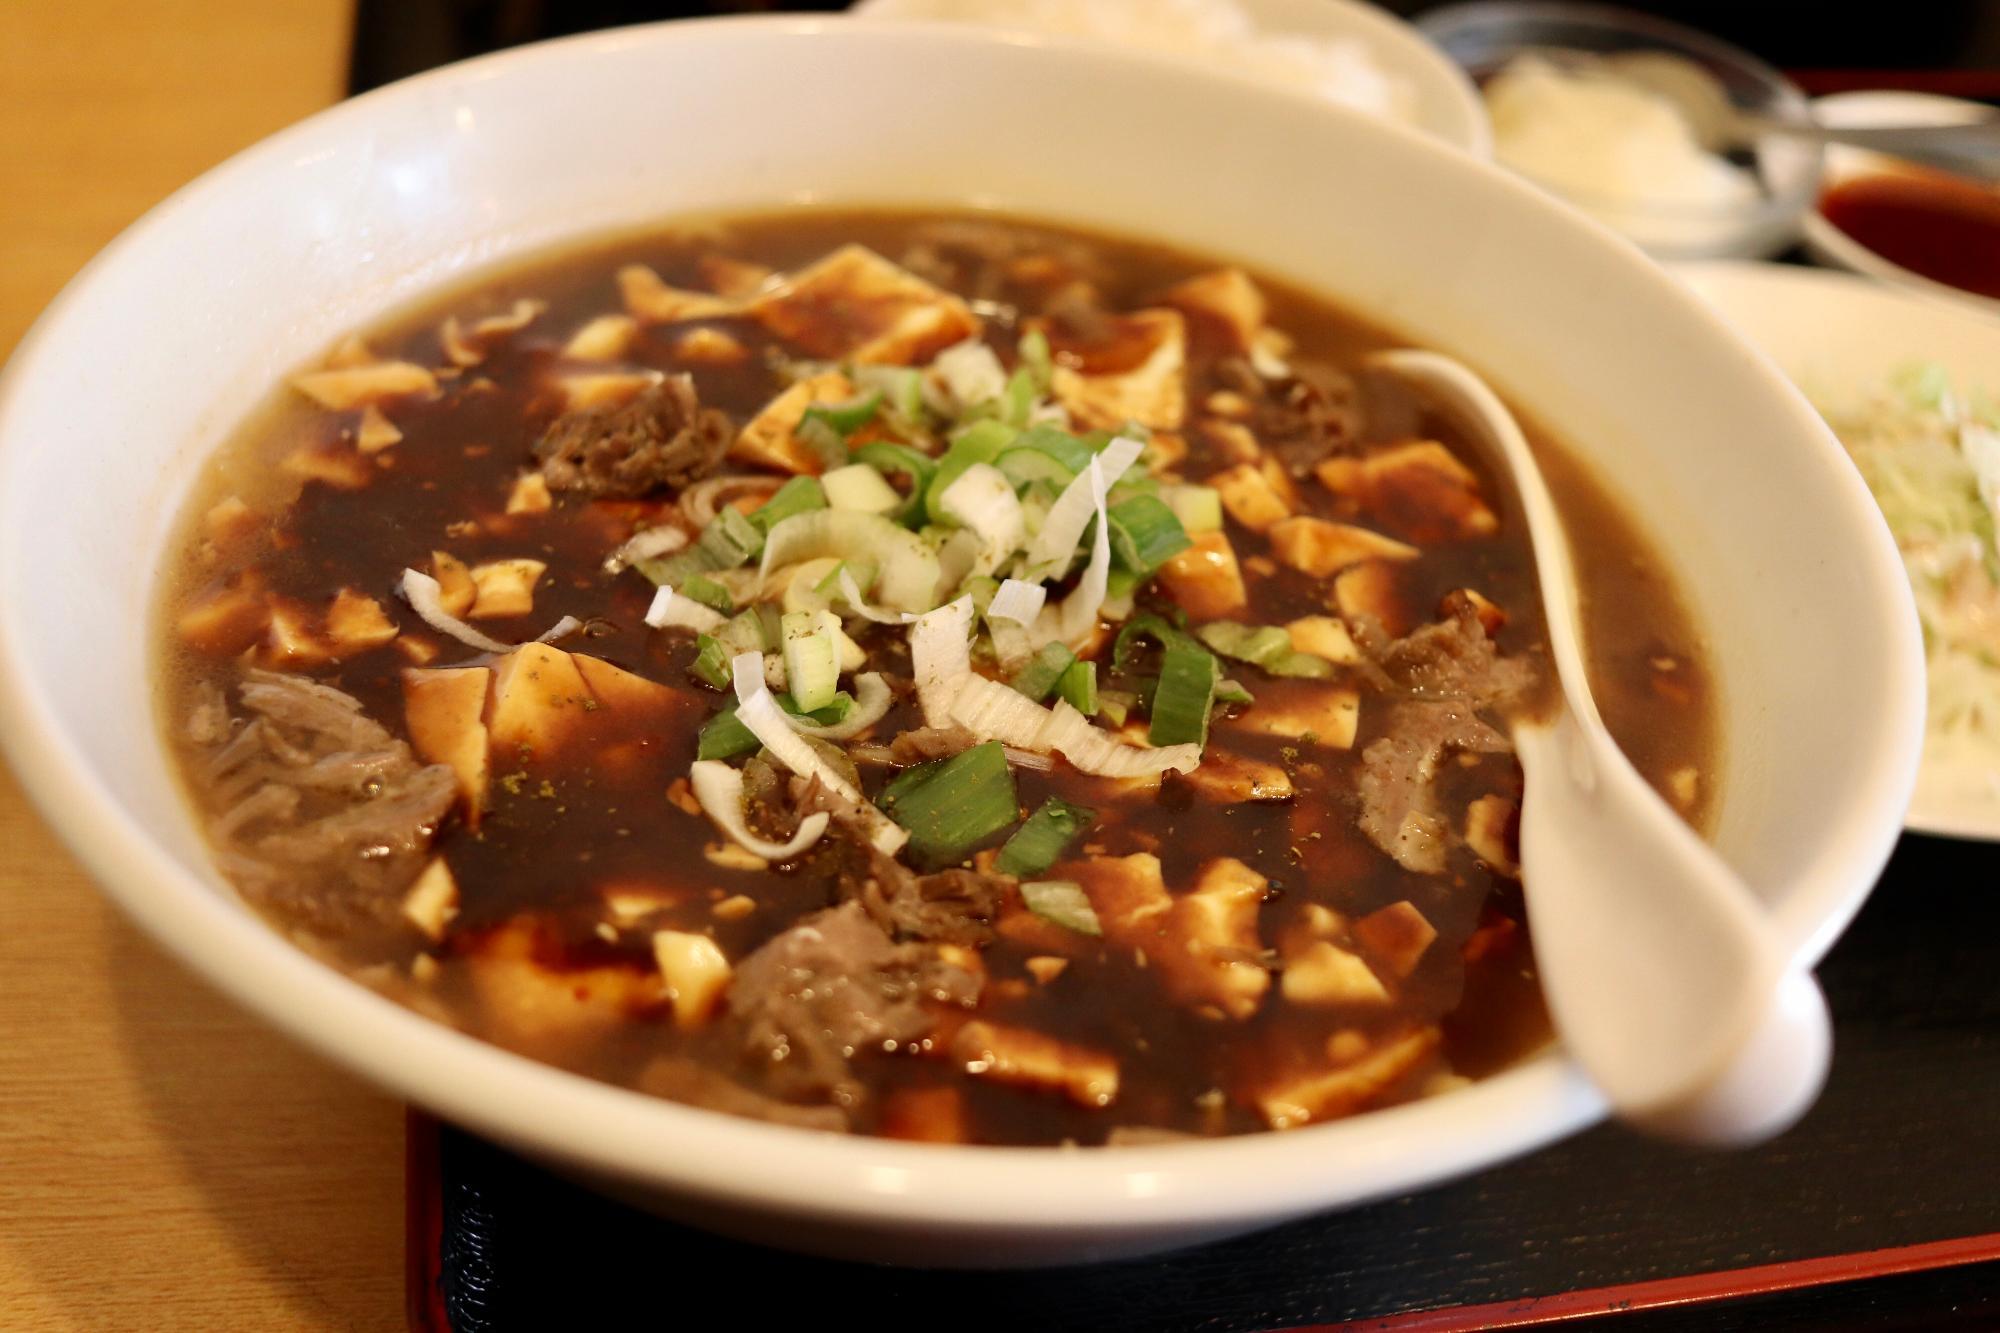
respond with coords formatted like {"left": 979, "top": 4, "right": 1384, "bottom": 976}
{"left": 160, "top": 212, "right": 1714, "bottom": 1145}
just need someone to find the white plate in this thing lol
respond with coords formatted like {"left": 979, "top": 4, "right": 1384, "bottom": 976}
{"left": 1680, "top": 260, "right": 2000, "bottom": 840}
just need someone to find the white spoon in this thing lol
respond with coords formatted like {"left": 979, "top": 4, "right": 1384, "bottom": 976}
{"left": 1370, "top": 349, "right": 1832, "bottom": 1146}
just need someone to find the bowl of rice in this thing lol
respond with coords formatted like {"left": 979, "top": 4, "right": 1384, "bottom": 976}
{"left": 851, "top": 0, "right": 1492, "bottom": 155}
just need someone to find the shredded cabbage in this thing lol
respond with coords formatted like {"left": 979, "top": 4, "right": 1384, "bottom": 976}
{"left": 1818, "top": 365, "right": 2000, "bottom": 766}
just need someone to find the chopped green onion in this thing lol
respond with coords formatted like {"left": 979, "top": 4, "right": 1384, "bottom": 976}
{"left": 696, "top": 691, "right": 855, "bottom": 760}
{"left": 1107, "top": 494, "right": 1191, "bottom": 574}
{"left": 820, "top": 462, "right": 903, "bottom": 515}
{"left": 697, "top": 506, "right": 764, "bottom": 567}
{"left": 1019, "top": 880, "right": 1102, "bottom": 936}
{"left": 795, "top": 414, "right": 848, "bottom": 469}
{"left": 996, "top": 798, "right": 1096, "bottom": 877}
{"left": 1098, "top": 688, "right": 1136, "bottom": 727}
{"left": 1009, "top": 642, "right": 1077, "bottom": 702}
{"left": 781, "top": 609, "right": 842, "bottom": 713}
{"left": 1001, "top": 368, "right": 1038, "bottom": 428}
{"left": 1113, "top": 611, "right": 1204, "bottom": 673}
{"left": 1102, "top": 568, "right": 1142, "bottom": 622}
{"left": 1018, "top": 328, "right": 1052, "bottom": 391}
{"left": 996, "top": 449, "right": 1076, "bottom": 491}
{"left": 636, "top": 546, "right": 710, "bottom": 589}
{"left": 1006, "top": 424, "right": 1098, "bottom": 476}
{"left": 638, "top": 507, "right": 765, "bottom": 588}
{"left": 750, "top": 476, "right": 829, "bottom": 535}
{"left": 925, "top": 420, "right": 1017, "bottom": 524}
{"left": 801, "top": 388, "right": 882, "bottom": 437}
{"left": 713, "top": 613, "right": 760, "bottom": 658}
{"left": 1058, "top": 658, "right": 1098, "bottom": 715}
{"left": 852, "top": 366, "right": 925, "bottom": 424}
{"left": 1214, "top": 678, "right": 1255, "bottom": 706}
{"left": 878, "top": 741, "right": 1020, "bottom": 868}
{"left": 1149, "top": 637, "right": 1220, "bottom": 748}
{"left": 679, "top": 573, "right": 735, "bottom": 614}
{"left": 689, "top": 634, "right": 732, "bottom": 690}
{"left": 958, "top": 573, "right": 1000, "bottom": 618}
{"left": 1164, "top": 484, "right": 1224, "bottom": 534}
{"left": 1196, "top": 620, "right": 1335, "bottom": 679}
{"left": 760, "top": 509, "right": 942, "bottom": 614}
{"left": 854, "top": 441, "right": 937, "bottom": 528}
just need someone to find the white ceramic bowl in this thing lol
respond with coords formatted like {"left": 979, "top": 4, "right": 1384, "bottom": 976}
{"left": 1801, "top": 90, "right": 2000, "bottom": 315}
{"left": 853, "top": 0, "right": 1493, "bottom": 155}
{"left": 0, "top": 18, "right": 1923, "bottom": 1265}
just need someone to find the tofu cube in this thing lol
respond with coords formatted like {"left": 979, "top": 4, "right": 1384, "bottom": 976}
{"left": 1156, "top": 530, "right": 1249, "bottom": 621}
{"left": 1269, "top": 516, "right": 1418, "bottom": 579}
{"left": 1208, "top": 462, "right": 1292, "bottom": 531}
{"left": 652, "top": 930, "right": 732, "bottom": 1030}
{"left": 467, "top": 558, "right": 546, "bottom": 620}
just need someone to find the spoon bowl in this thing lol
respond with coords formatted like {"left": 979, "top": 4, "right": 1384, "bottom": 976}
{"left": 1369, "top": 348, "right": 1833, "bottom": 1145}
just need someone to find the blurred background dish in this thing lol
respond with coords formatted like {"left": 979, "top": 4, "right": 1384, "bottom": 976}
{"left": 1680, "top": 261, "right": 2000, "bottom": 840}
{"left": 1418, "top": 2, "right": 1821, "bottom": 260}
{"left": 1803, "top": 90, "right": 2000, "bottom": 313}
{"left": 851, "top": 0, "right": 1491, "bottom": 153}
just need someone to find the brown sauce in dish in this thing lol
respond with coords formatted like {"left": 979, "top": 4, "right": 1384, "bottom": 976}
{"left": 154, "top": 210, "right": 1718, "bottom": 1145}
{"left": 1820, "top": 170, "right": 2000, "bottom": 300}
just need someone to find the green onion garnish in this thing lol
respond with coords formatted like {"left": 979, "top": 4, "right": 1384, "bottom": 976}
{"left": 801, "top": 388, "right": 882, "bottom": 437}
{"left": 1006, "top": 423, "right": 1098, "bottom": 476}
{"left": 1097, "top": 687, "right": 1137, "bottom": 727}
{"left": 1001, "top": 368, "right": 1038, "bottom": 428}
{"left": 877, "top": 741, "right": 1020, "bottom": 868}
{"left": 781, "top": 609, "right": 842, "bottom": 713}
{"left": 1149, "top": 637, "right": 1220, "bottom": 749}
{"left": 1214, "top": 678, "right": 1255, "bottom": 706}
{"left": 1113, "top": 611, "right": 1204, "bottom": 673}
{"left": 696, "top": 691, "right": 856, "bottom": 760}
{"left": 697, "top": 505, "right": 766, "bottom": 568}
{"left": 1108, "top": 494, "right": 1191, "bottom": 574}
{"left": 1057, "top": 658, "right": 1098, "bottom": 716}
{"left": 795, "top": 414, "right": 849, "bottom": 470}
{"left": 1196, "top": 620, "right": 1335, "bottom": 679}
{"left": 750, "top": 476, "right": 829, "bottom": 534}
{"left": 1020, "top": 880, "right": 1102, "bottom": 936}
{"left": 924, "top": 420, "right": 1017, "bottom": 524}
{"left": 853, "top": 442, "right": 937, "bottom": 528}
{"left": 1018, "top": 328, "right": 1053, "bottom": 392}
{"left": 680, "top": 573, "right": 735, "bottom": 614}
{"left": 996, "top": 798, "right": 1095, "bottom": 878}
{"left": 852, "top": 366, "right": 925, "bottom": 424}
{"left": 689, "top": 634, "right": 732, "bottom": 690}
{"left": 1102, "top": 567, "right": 1143, "bottom": 622}
{"left": 1009, "top": 641, "right": 1078, "bottom": 703}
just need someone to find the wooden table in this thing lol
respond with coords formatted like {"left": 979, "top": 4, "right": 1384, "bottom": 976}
{"left": 0, "top": 5, "right": 407, "bottom": 1329}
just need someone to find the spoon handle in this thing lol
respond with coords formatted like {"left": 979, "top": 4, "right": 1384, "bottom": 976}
{"left": 1783, "top": 118, "right": 2000, "bottom": 183}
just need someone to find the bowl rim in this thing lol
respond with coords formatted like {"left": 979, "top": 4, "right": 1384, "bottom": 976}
{"left": 0, "top": 14, "right": 1922, "bottom": 1236}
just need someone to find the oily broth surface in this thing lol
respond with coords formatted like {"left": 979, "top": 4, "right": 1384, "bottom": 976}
{"left": 155, "top": 208, "right": 1715, "bottom": 1144}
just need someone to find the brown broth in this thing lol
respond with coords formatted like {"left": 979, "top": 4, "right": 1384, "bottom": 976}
{"left": 155, "top": 209, "right": 1717, "bottom": 1145}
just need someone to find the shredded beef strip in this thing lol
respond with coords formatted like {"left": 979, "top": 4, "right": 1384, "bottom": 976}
{"left": 1213, "top": 354, "right": 1364, "bottom": 477}
{"left": 188, "top": 670, "right": 456, "bottom": 931}
{"left": 1354, "top": 606, "right": 1537, "bottom": 874}
{"left": 725, "top": 901, "right": 981, "bottom": 1106}
{"left": 533, "top": 374, "right": 731, "bottom": 499}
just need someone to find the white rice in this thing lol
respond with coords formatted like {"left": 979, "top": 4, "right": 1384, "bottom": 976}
{"left": 853, "top": 0, "right": 1414, "bottom": 123}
